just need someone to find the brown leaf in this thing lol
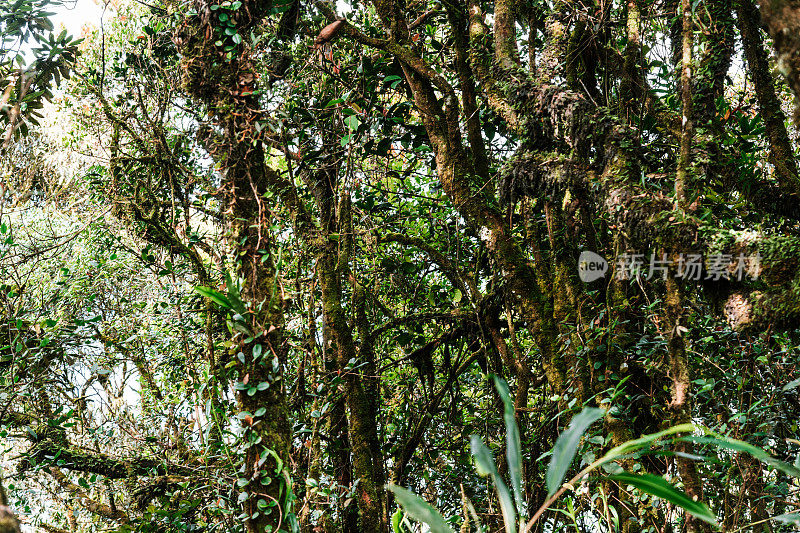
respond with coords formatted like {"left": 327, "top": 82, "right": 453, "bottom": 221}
{"left": 314, "top": 20, "right": 345, "bottom": 47}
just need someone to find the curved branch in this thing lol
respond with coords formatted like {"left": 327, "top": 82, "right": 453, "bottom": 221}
{"left": 47, "top": 468, "right": 129, "bottom": 523}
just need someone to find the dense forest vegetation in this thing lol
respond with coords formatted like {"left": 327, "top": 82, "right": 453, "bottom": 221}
{"left": 3, "top": 0, "right": 800, "bottom": 530}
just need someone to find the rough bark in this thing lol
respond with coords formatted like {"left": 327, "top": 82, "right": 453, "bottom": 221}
{"left": 310, "top": 163, "right": 384, "bottom": 532}
{"left": 737, "top": 0, "right": 800, "bottom": 194}
{"left": 758, "top": 0, "right": 800, "bottom": 124}
{"left": 665, "top": 277, "right": 709, "bottom": 533}
{"left": 676, "top": 0, "right": 694, "bottom": 208}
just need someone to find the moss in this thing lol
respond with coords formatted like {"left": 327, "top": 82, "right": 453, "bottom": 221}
{"left": 693, "top": 0, "right": 735, "bottom": 124}
{"left": 0, "top": 510, "right": 20, "bottom": 533}
{"left": 509, "top": 82, "right": 598, "bottom": 156}
{"left": 750, "top": 280, "right": 800, "bottom": 328}
{"left": 499, "top": 150, "right": 580, "bottom": 205}
{"left": 706, "top": 230, "right": 800, "bottom": 285}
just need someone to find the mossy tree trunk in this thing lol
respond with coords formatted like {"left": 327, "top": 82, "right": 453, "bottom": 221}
{"left": 173, "top": 1, "right": 293, "bottom": 530}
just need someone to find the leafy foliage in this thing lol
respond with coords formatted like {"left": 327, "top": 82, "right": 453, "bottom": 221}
{"left": 2, "top": 0, "right": 800, "bottom": 531}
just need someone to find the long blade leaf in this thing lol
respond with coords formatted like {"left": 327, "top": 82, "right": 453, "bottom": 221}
{"left": 685, "top": 433, "right": 800, "bottom": 478}
{"left": 774, "top": 513, "right": 800, "bottom": 526}
{"left": 597, "top": 423, "right": 697, "bottom": 465}
{"left": 546, "top": 407, "right": 604, "bottom": 495}
{"left": 470, "top": 435, "right": 516, "bottom": 533}
{"left": 224, "top": 270, "right": 248, "bottom": 315}
{"left": 195, "top": 286, "right": 232, "bottom": 310}
{"left": 492, "top": 375, "right": 524, "bottom": 514}
{"left": 606, "top": 473, "right": 717, "bottom": 526}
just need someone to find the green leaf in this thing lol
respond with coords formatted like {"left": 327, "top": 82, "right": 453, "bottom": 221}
{"left": 387, "top": 485, "right": 454, "bottom": 533}
{"left": 606, "top": 473, "right": 717, "bottom": 526}
{"left": 391, "top": 507, "right": 404, "bottom": 533}
{"left": 470, "top": 434, "right": 495, "bottom": 477}
{"left": 492, "top": 375, "right": 524, "bottom": 514}
{"left": 547, "top": 407, "right": 604, "bottom": 495}
{"left": 452, "top": 289, "right": 462, "bottom": 304}
{"left": 685, "top": 433, "right": 800, "bottom": 478}
{"left": 345, "top": 114, "right": 360, "bottom": 131}
{"left": 783, "top": 377, "right": 800, "bottom": 392}
{"left": 774, "top": 513, "right": 800, "bottom": 526}
{"left": 195, "top": 286, "right": 233, "bottom": 309}
{"left": 384, "top": 74, "right": 403, "bottom": 89}
{"left": 470, "top": 435, "right": 516, "bottom": 533}
{"left": 224, "top": 271, "right": 248, "bottom": 315}
{"left": 493, "top": 474, "right": 516, "bottom": 533}
{"left": 600, "top": 423, "right": 696, "bottom": 464}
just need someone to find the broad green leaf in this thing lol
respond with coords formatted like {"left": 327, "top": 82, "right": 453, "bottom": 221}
{"left": 606, "top": 473, "right": 717, "bottom": 526}
{"left": 345, "top": 114, "right": 360, "bottom": 131}
{"left": 195, "top": 286, "right": 232, "bottom": 309}
{"left": 387, "top": 485, "right": 454, "bottom": 533}
{"left": 547, "top": 408, "right": 604, "bottom": 495}
{"left": 224, "top": 271, "right": 248, "bottom": 315}
{"left": 492, "top": 375, "right": 524, "bottom": 514}
{"left": 471, "top": 434, "right": 496, "bottom": 477}
{"left": 453, "top": 288, "right": 462, "bottom": 304}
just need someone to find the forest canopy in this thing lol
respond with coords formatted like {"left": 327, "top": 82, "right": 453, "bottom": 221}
{"left": 2, "top": 0, "right": 800, "bottom": 531}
